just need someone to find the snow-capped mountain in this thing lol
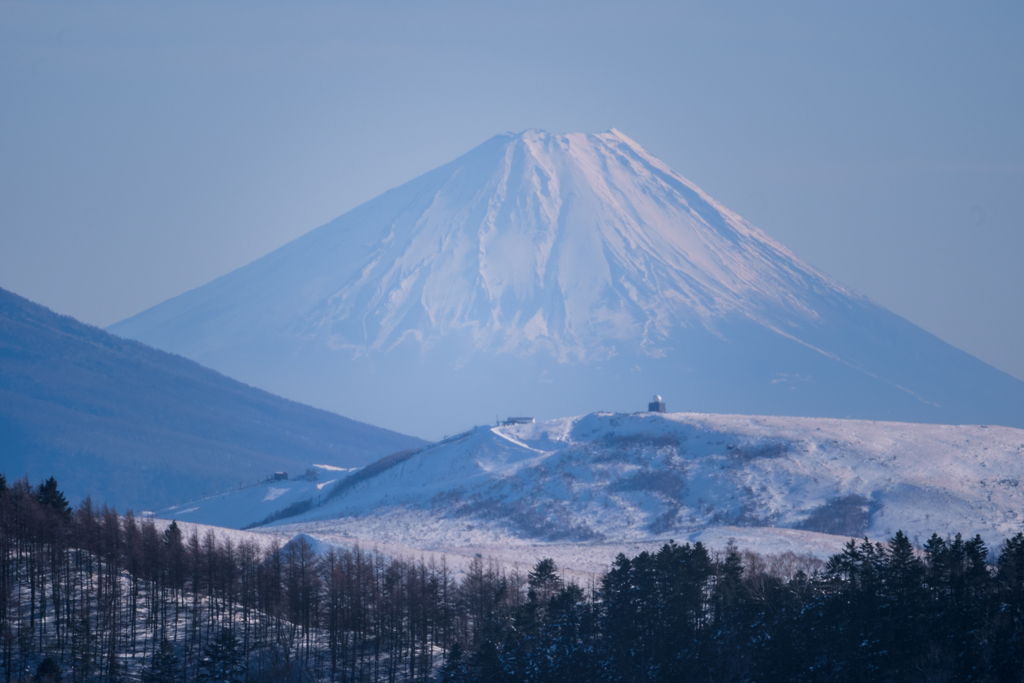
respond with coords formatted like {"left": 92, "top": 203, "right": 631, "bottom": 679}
{"left": 163, "top": 412, "right": 1024, "bottom": 557}
{"left": 109, "top": 130, "right": 1024, "bottom": 438}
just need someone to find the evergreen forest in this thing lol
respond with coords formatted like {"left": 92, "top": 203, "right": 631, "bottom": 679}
{"left": 3, "top": 474, "right": 1024, "bottom": 682}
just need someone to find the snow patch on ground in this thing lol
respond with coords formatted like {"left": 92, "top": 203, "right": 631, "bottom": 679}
{"left": 262, "top": 487, "right": 289, "bottom": 502}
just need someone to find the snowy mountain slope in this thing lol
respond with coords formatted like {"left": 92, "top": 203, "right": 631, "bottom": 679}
{"left": 108, "top": 130, "right": 1024, "bottom": 438}
{"left": 157, "top": 473, "right": 852, "bottom": 575}
{"left": 158, "top": 464, "right": 358, "bottom": 529}
{"left": 280, "top": 413, "right": 1024, "bottom": 549}
{"left": 167, "top": 412, "right": 1024, "bottom": 555}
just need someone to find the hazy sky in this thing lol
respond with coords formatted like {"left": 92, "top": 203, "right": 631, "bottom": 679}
{"left": 2, "top": 1, "right": 1022, "bottom": 380}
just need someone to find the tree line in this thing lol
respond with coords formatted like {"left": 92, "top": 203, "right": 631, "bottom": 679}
{"left": 3, "top": 474, "right": 1024, "bottom": 681}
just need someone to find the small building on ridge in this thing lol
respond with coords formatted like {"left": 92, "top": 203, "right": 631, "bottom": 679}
{"left": 648, "top": 395, "right": 666, "bottom": 413}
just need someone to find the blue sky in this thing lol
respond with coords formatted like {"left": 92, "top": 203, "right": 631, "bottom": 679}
{"left": 1, "top": 1, "right": 1022, "bottom": 379}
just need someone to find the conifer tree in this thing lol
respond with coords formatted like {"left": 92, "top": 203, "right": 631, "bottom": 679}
{"left": 34, "top": 656, "right": 62, "bottom": 683}
{"left": 527, "top": 558, "right": 561, "bottom": 604}
{"left": 881, "top": 531, "right": 927, "bottom": 676}
{"left": 197, "top": 627, "right": 246, "bottom": 683}
{"left": 35, "top": 477, "right": 70, "bottom": 516}
{"left": 468, "top": 640, "right": 506, "bottom": 683}
{"left": 436, "top": 641, "right": 470, "bottom": 683}
{"left": 993, "top": 533, "right": 1024, "bottom": 680}
{"left": 141, "top": 638, "right": 181, "bottom": 683}
{"left": 710, "top": 542, "right": 749, "bottom": 680}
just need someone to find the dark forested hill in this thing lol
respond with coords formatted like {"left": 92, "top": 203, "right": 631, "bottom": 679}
{"left": 0, "top": 287, "right": 425, "bottom": 511}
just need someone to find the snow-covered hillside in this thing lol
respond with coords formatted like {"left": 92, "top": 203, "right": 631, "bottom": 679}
{"left": 109, "top": 130, "right": 1024, "bottom": 438}
{"left": 159, "top": 463, "right": 358, "bottom": 529}
{"left": 163, "top": 412, "right": 1024, "bottom": 563}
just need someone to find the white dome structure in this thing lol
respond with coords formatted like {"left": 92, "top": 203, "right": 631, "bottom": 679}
{"left": 648, "top": 395, "right": 666, "bottom": 413}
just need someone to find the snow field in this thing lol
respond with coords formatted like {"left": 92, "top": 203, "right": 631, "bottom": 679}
{"left": 159, "top": 412, "right": 1024, "bottom": 573}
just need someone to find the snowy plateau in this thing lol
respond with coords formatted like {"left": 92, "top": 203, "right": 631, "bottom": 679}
{"left": 109, "top": 129, "right": 1024, "bottom": 439}
{"left": 159, "top": 411, "right": 1024, "bottom": 574}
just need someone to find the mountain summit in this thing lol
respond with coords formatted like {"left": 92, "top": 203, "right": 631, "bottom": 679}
{"left": 110, "top": 130, "right": 1024, "bottom": 437}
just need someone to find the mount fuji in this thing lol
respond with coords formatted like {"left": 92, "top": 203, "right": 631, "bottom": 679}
{"left": 109, "top": 130, "right": 1024, "bottom": 438}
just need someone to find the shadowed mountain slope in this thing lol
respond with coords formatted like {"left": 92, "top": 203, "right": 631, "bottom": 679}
{"left": 0, "top": 287, "right": 424, "bottom": 510}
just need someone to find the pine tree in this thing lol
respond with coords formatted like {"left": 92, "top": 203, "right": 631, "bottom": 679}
{"left": 436, "top": 641, "right": 471, "bottom": 683}
{"left": 468, "top": 640, "right": 506, "bottom": 683}
{"left": 528, "top": 558, "right": 562, "bottom": 604}
{"left": 515, "top": 557, "right": 563, "bottom": 658}
{"left": 36, "top": 477, "right": 70, "bottom": 516}
{"left": 197, "top": 627, "right": 246, "bottom": 683}
{"left": 34, "top": 656, "right": 62, "bottom": 683}
{"left": 541, "top": 583, "right": 596, "bottom": 683}
{"left": 710, "top": 542, "right": 749, "bottom": 680}
{"left": 141, "top": 638, "right": 181, "bottom": 683}
{"left": 880, "top": 531, "right": 927, "bottom": 677}
{"left": 993, "top": 533, "right": 1024, "bottom": 681}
